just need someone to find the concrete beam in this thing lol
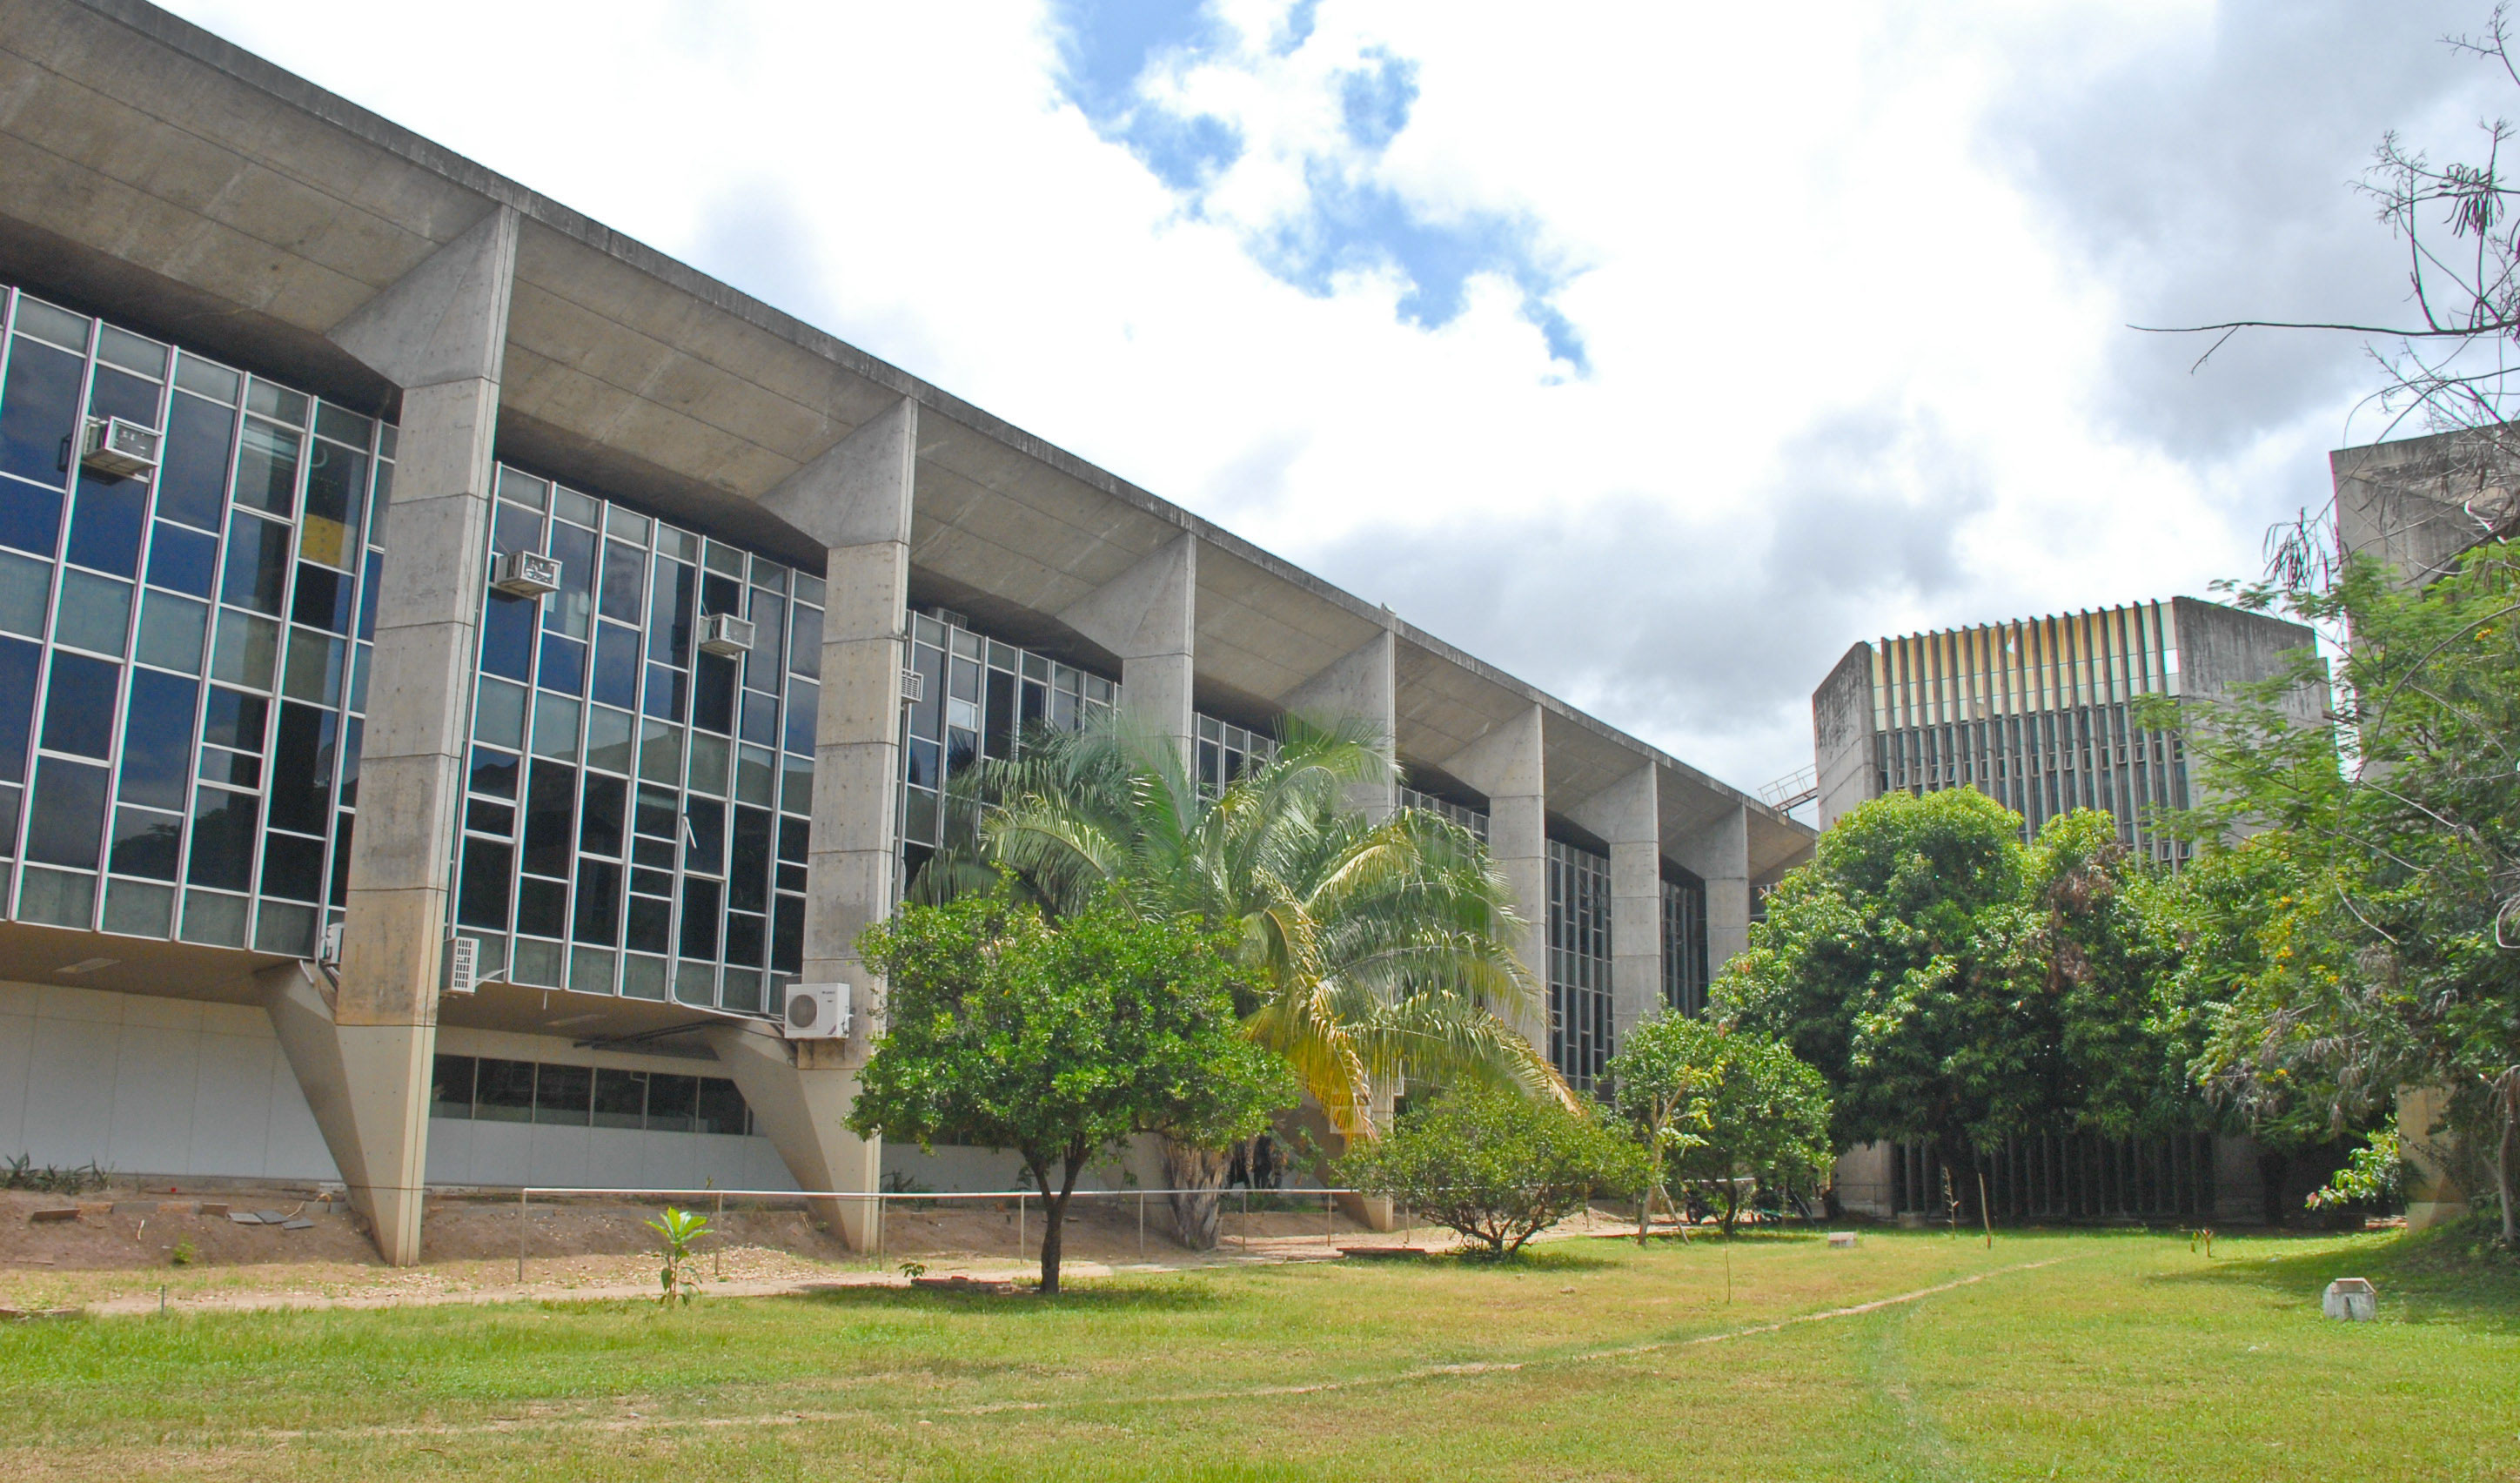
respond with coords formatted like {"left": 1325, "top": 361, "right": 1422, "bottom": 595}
{"left": 325, "top": 206, "right": 519, "bottom": 1264}
{"left": 1573, "top": 763, "right": 1661, "bottom": 1045}
{"left": 1058, "top": 533, "right": 1196, "bottom": 758}
{"left": 1283, "top": 624, "right": 1397, "bottom": 819}
{"left": 706, "top": 1021, "right": 883, "bottom": 1245}
{"left": 1443, "top": 704, "right": 1548, "bottom": 1050}
{"left": 1672, "top": 802, "right": 1753, "bottom": 978}
{"left": 776, "top": 397, "right": 920, "bottom": 1251}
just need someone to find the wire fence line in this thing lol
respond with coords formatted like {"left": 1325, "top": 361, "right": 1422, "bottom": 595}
{"left": 476, "top": 1183, "right": 1397, "bottom": 1282}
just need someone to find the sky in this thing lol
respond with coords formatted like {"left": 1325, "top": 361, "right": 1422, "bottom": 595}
{"left": 161, "top": 0, "right": 2515, "bottom": 795}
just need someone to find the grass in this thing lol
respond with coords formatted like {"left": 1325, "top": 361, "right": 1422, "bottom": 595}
{"left": 0, "top": 1226, "right": 2511, "bottom": 1480}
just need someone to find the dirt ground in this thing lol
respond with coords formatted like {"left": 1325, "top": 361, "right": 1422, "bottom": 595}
{"left": 2, "top": 1186, "right": 1645, "bottom": 1316}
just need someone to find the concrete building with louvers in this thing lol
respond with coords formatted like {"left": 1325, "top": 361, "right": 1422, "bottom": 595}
{"left": 0, "top": 0, "right": 1812, "bottom": 1261}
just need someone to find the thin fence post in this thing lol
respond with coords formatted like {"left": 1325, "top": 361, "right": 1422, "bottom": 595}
{"left": 1018, "top": 1192, "right": 1026, "bottom": 1260}
{"left": 714, "top": 1190, "right": 725, "bottom": 1278}
{"left": 517, "top": 1186, "right": 527, "bottom": 1285}
{"left": 1241, "top": 1185, "right": 1250, "bottom": 1251}
{"left": 1137, "top": 1191, "right": 1145, "bottom": 1258}
{"left": 1324, "top": 1189, "right": 1333, "bottom": 1249}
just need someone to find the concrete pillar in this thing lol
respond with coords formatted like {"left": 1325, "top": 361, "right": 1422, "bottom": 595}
{"left": 751, "top": 397, "right": 922, "bottom": 1251}
{"left": 1574, "top": 762, "right": 1662, "bottom": 1047}
{"left": 1283, "top": 622, "right": 1397, "bottom": 819}
{"left": 1444, "top": 704, "right": 1549, "bottom": 1052}
{"left": 280, "top": 206, "right": 518, "bottom": 1265}
{"left": 1813, "top": 641, "right": 1880, "bottom": 830}
{"left": 1831, "top": 1142, "right": 1895, "bottom": 1218}
{"left": 1058, "top": 531, "right": 1196, "bottom": 760}
{"left": 1674, "top": 802, "right": 1753, "bottom": 977}
{"left": 2396, "top": 1085, "right": 2468, "bottom": 1231}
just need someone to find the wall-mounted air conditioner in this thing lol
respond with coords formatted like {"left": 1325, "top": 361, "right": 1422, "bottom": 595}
{"left": 445, "top": 936, "right": 479, "bottom": 995}
{"left": 900, "top": 668, "right": 926, "bottom": 703}
{"left": 782, "top": 981, "right": 850, "bottom": 1039}
{"left": 81, "top": 416, "right": 161, "bottom": 479}
{"left": 699, "top": 612, "right": 755, "bottom": 656}
{"left": 320, "top": 922, "right": 345, "bottom": 969}
{"left": 493, "top": 550, "right": 563, "bottom": 598}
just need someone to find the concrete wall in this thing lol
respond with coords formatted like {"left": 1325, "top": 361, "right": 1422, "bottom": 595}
{"left": 2331, "top": 427, "right": 2515, "bottom": 588}
{"left": 2171, "top": 597, "right": 2322, "bottom": 726}
{"left": 1813, "top": 641, "right": 1878, "bottom": 830}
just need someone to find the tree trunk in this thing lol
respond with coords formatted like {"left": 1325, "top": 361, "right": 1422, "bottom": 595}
{"left": 1161, "top": 1135, "right": 1229, "bottom": 1251}
{"left": 2497, "top": 1104, "right": 2516, "bottom": 1250}
{"left": 1036, "top": 1150, "right": 1085, "bottom": 1295}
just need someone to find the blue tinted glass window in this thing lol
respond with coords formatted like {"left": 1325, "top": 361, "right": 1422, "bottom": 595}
{"left": 599, "top": 540, "right": 644, "bottom": 623}
{"left": 145, "top": 521, "right": 217, "bottom": 596}
{"left": 740, "top": 689, "right": 777, "bottom": 748}
{"left": 786, "top": 680, "right": 818, "bottom": 755}
{"left": 156, "top": 394, "right": 234, "bottom": 531}
{"left": 290, "top": 563, "right": 352, "bottom": 634}
{"left": 84, "top": 366, "right": 158, "bottom": 428}
{"left": 117, "top": 668, "right": 198, "bottom": 810}
{"left": 591, "top": 621, "right": 639, "bottom": 709}
{"left": 64, "top": 473, "right": 146, "bottom": 577}
{"left": 185, "top": 786, "right": 258, "bottom": 890}
{"left": 545, "top": 520, "right": 594, "bottom": 636}
{"left": 109, "top": 805, "right": 182, "bottom": 880}
{"left": 231, "top": 419, "right": 298, "bottom": 516}
{"left": 220, "top": 511, "right": 291, "bottom": 614}
{"left": 479, "top": 592, "right": 535, "bottom": 682}
{"left": 469, "top": 745, "right": 519, "bottom": 799}
{"left": 0, "top": 635, "right": 38, "bottom": 780}
{"left": 25, "top": 755, "right": 108, "bottom": 868}
{"left": 0, "top": 338, "right": 81, "bottom": 489}
{"left": 693, "top": 653, "right": 736, "bottom": 735}
{"left": 789, "top": 604, "right": 821, "bottom": 678}
{"left": 200, "top": 686, "right": 266, "bottom": 752}
{"left": 40, "top": 652, "right": 119, "bottom": 759}
{"left": 358, "top": 549, "right": 381, "bottom": 640}
{"left": 643, "top": 663, "right": 686, "bottom": 722}
{"left": 492, "top": 502, "right": 541, "bottom": 557}
{"left": 458, "top": 837, "right": 513, "bottom": 929}
{"left": 537, "top": 632, "right": 586, "bottom": 696}
{"left": 648, "top": 559, "right": 694, "bottom": 663}
{"left": 573, "top": 859, "right": 620, "bottom": 944}
{"left": 259, "top": 831, "right": 324, "bottom": 903}
{"left": 0, "top": 474, "right": 64, "bottom": 559}
{"left": 268, "top": 701, "right": 335, "bottom": 835}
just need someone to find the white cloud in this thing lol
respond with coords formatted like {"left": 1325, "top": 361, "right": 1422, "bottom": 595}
{"left": 155, "top": 0, "right": 2487, "bottom": 792}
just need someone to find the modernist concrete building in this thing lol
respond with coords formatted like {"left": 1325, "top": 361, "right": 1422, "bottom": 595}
{"left": 1811, "top": 597, "right": 2316, "bottom": 1224}
{"left": 1813, "top": 597, "right": 2318, "bottom": 866}
{"left": 0, "top": 0, "right": 1811, "bottom": 1262}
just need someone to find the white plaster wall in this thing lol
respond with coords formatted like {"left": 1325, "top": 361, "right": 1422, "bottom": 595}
{"left": 0, "top": 979, "right": 337, "bottom": 1181}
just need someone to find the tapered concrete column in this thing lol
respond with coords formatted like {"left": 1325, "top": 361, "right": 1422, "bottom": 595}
{"left": 1674, "top": 802, "right": 1753, "bottom": 977}
{"left": 2396, "top": 1085, "right": 2468, "bottom": 1231}
{"left": 754, "top": 398, "right": 922, "bottom": 1251}
{"left": 1575, "top": 762, "right": 1662, "bottom": 1046}
{"left": 1060, "top": 532, "right": 1196, "bottom": 760}
{"left": 285, "top": 206, "right": 517, "bottom": 1265}
{"left": 1444, "top": 704, "right": 1549, "bottom": 1051}
{"left": 1283, "top": 623, "right": 1397, "bottom": 819}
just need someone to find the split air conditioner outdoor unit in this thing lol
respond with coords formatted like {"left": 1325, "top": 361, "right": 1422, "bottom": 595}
{"left": 782, "top": 981, "right": 851, "bottom": 1040}
{"left": 319, "top": 922, "right": 345, "bottom": 969}
{"left": 900, "top": 668, "right": 926, "bottom": 703}
{"left": 445, "top": 936, "right": 479, "bottom": 995}
{"left": 699, "top": 612, "right": 755, "bottom": 657}
{"left": 80, "top": 416, "right": 161, "bottom": 479}
{"left": 493, "top": 549, "right": 563, "bottom": 598}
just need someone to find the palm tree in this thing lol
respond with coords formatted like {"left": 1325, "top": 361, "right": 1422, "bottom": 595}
{"left": 913, "top": 713, "right": 1565, "bottom": 1246}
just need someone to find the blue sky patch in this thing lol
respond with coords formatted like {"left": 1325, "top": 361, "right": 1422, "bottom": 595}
{"left": 1337, "top": 48, "right": 1417, "bottom": 150}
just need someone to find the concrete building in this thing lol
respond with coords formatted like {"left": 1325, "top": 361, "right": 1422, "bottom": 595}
{"left": 1811, "top": 597, "right": 2316, "bottom": 1224}
{"left": 1814, "top": 596, "right": 2318, "bottom": 866}
{"left": 0, "top": 0, "right": 1811, "bottom": 1261}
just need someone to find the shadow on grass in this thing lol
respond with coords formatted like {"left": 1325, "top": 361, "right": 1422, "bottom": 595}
{"left": 2164, "top": 1223, "right": 2520, "bottom": 1333}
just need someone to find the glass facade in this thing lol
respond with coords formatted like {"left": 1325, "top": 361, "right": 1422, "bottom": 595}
{"left": 1397, "top": 785, "right": 1489, "bottom": 842}
{"left": 1871, "top": 603, "right": 2190, "bottom": 865}
{"left": 1660, "top": 873, "right": 1708, "bottom": 1017}
{"left": 454, "top": 466, "right": 826, "bottom": 1015}
{"left": 1196, "top": 714, "right": 1274, "bottom": 798}
{"left": 428, "top": 1051, "right": 761, "bottom": 1136}
{"left": 897, "top": 607, "right": 1118, "bottom": 887}
{"left": 1545, "top": 837, "right": 1613, "bottom": 1090}
{"left": 0, "top": 285, "right": 385, "bottom": 956}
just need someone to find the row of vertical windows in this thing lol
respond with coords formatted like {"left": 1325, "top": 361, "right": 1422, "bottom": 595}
{"left": 0, "top": 285, "right": 380, "bottom": 956}
{"left": 1877, "top": 702, "right": 2189, "bottom": 864}
{"left": 1196, "top": 714, "right": 1274, "bottom": 798}
{"left": 1397, "top": 785, "right": 1489, "bottom": 842}
{"left": 455, "top": 467, "right": 826, "bottom": 1015}
{"left": 1546, "top": 838, "right": 1613, "bottom": 1092}
{"left": 1872, "top": 602, "right": 2179, "bottom": 732}
{"left": 427, "top": 1052, "right": 760, "bottom": 1135}
{"left": 1660, "top": 875, "right": 1708, "bottom": 1017}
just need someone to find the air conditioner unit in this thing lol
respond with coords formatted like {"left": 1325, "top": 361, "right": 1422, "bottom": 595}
{"left": 699, "top": 612, "right": 755, "bottom": 657}
{"left": 492, "top": 549, "right": 563, "bottom": 598}
{"left": 445, "top": 936, "right": 479, "bottom": 995}
{"left": 80, "top": 416, "right": 161, "bottom": 479}
{"left": 900, "top": 668, "right": 926, "bottom": 703}
{"left": 782, "top": 981, "right": 851, "bottom": 1040}
{"left": 319, "top": 922, "right": 345, "bottom": 969}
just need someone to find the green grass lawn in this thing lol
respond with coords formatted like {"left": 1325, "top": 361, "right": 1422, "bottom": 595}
{"left": 0, "top": 1227, "right": 2511, "bottom": 1481}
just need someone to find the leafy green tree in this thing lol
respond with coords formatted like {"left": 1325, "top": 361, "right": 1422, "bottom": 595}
{"left": 850, "top": 892, "right": 1294, "bottom": 1292}
{"left": 1606, "top": 1015, "right": 1833, "bottom": 1236}
{"left": 2168, "top": 545, "right": 2520, "bottom": 1243}
{"left": 1337, "top": 1084, "right": 1649, "bottom": 1257}
{"left": 920, "top": 713, "right": 1560, "bottom": 1247}
{"left": 1715, "top": 789, "right": 2189, "bottom": 1214}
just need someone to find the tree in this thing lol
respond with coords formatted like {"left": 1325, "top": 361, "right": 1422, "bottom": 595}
{"left": 849, "top": 892, "right": 1294, "bottom": 1292}
{"left": 1337, "top": 1085, "right": 1649, "bottom": 1258}
{"left": 2168, "top": 545, "right": 2520, "bottom": 1243}
{"left": 1605, "top": 1015, "right": 1833, "bottom": 1237}
{"left": 920, "top": 713, "right": 1562, "bottom": 1248}
{"left": 1714, "top": 789, "right": 2192, "bottom": 1216}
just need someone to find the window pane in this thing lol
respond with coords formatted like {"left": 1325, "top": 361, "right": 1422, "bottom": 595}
{"left": 200, "top": 686, "right": 267, "bottom": 752}
{"left": 695, "top": 1077, "right": 747, "bottom": 1137}
{"left": 573, "top": 859, "right": 620, "bottom": 945}
{"left": 25, "top": 755, "right": 109, "bottom": 867}
{"left": 522, "top": 759, "right": 576, "bottom": 877}
{"left": 221, "top": 511, "right": 291, "bottom": 614}
{"left": 579, "top": 773, "right": 626, "bottom": 857}
{"left": 52, "top": 570, "right": 130, "bottom": 655}
{"left": 134, "top": 589, "right": 207, "bottom": 674}
{"left": 598, "top": 539, "right": 644, "bottom": 624}
{"left": 430, "top": 1055, "right": 477, "bottom": 1120}
{"left": 648, "top": 557, "right": 694, "bottom": 664}
{"left": 532, "top": 690, "right": 580, "bottom": 759}
{"left": 290, "top": 563, "right": 352, "bottom": 634}
{"left": 117, "top": 669, "right": 198, "bottom": 810}
{"left": 538, "top": 631, "right": 586, "bottom": 696}
{"left": 730, "top": 805, "right": 772, "bottom": 914}
{"left": 474, "top": 1058, "right": 533, "bottom": 1123}
{"left": 40, "top": 651, "right": 119, "bottom": 758}
{"left": 267, "top": 701, "right": 336, "bottom": 835}
{"left": 259, "top": 830, "right": 323, "bottom": 902}
{"left": 279, "top": 627, "right": 344, "bottom": 707}
{"left": 65, "top": 473, "right": 147, "bottom": 578}
{"left": 693, "top": 652, "right": 736, "bottom": 734}
{"left": 469, "top": 744, "right": 519, "bottom": 799}
{"left": 646, "top": 1073, "right": 696, "bottom": 1132}
{"left": 458, "top": 836, "right": 513, "bottom": 930}
{"left": 591, "top": 1067, "right": 646, "bottom": 1129}
{"left": 546, "top": 520, "right": 594, "bottom": 640}
{"left": 679, "top": 876, "right": 720, "bottom": 959}
{"left": 231, "top": 418, "right": 299, "bottom": 516}
{"left": 0, "top": 549, "right": 44, "bottom": 638}
{"left": 585, "top": 704, "right": 633, "bottom": 775}
{"left": 0, "top": 635, "right": 40, "bottom": 779}
{"left": 156, "top": 393, "right": 235, "bottom": 532}
{"left": 0, "top": 337, "right": 80, "bottom": 490}
{"left": 591, "top": 621, "right": 639, "bottom": 709}
{"left": 786, "top": 681, "right": 818, "bottom": 755}
{"left": 185, "top": 786, "right": 258, "bottom": 891}
{"left": 479, "top": 591, "right": 535, "bottom": 681}
{"left": 298, "top": 440, "right": 365, "bottom": 569}
{"left": 515, "top": 874, "right": 566, "bottom": 938}
{"left": 209, "top": 607, "right": 278, "bottom": 689}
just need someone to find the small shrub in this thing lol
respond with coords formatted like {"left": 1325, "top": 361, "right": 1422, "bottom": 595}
{"left": 170, "top": 1238, "right": 198, "bottom": 1267}
{"left": 1338, "top": 1086, "right": 1649, "bottom": 1258}
{"left": 646, "top": 1207, "right": 712, "bottom": 1306}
